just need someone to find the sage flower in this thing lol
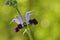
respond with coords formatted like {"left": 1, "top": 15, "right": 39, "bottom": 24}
{"left": 10, "top": 11, "right": 38, "bottom": 32}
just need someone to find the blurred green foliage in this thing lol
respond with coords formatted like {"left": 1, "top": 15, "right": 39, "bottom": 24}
{"left": 0, "top": 0, "right": 60, "bottom": 40}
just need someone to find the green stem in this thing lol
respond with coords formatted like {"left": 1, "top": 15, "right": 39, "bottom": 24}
{"left": 13, "top": 6, "right": 22, "bottom": 16}
{"left": 15, "top": 7, "right": 21, "bottom": 15}
{"left": 13, "top": 6, "right": 24, "bottom": 20}
{"left": 27, "top": 25, "right": 33, "bottom": 40}
{"left": 16, "top": 7, "right": 21, "bottom": 15}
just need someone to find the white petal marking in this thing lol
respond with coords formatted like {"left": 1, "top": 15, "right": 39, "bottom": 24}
{"left": 10, "top": 18, "right": 20, "bottom": 24}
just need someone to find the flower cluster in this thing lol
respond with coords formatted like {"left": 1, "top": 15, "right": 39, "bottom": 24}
{"left": 11, "top": 11, "right": 38, "bottom": 32}
{"left": 5, "top": 0, "right": 17, "bottom": 6}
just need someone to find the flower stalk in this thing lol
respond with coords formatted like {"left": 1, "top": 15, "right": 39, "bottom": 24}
{"left": 14, "top": 6, "right": 22, "bottom": 16}
{"left": 26, "top": 25, "right": 33, "bottom": 40}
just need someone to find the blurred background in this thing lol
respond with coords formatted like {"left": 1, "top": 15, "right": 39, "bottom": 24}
{"left": 0, "top": 0, "right": 60, "bottom": 40}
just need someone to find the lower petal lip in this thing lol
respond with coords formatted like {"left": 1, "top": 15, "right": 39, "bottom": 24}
{"left": 29, "top": 20, "right": 33, "bottom": 24}
{"left": 15, "top": 27, "right": 19, "bottom": 32}
{"left": 18, "top": 24, "right": 22, "bottom": 29}
{"left": 29, "top": 19, "right": 38, "bottom": 25}
{"left": 32, "top": 19, "right": 38, "bottom": 25}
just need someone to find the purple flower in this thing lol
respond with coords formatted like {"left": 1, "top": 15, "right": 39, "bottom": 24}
{"left": 10, "top": 15, "right": 24, "bottom": 24}
{"left": 10, "top": 11, "right": 32, "bottom": 32}
{"left": 10, "top": 11, "right": 38, "bottom": 25}
{"left": 10, "top": 11, "right": 38, "bottom": 32}
{"left": 10, "top": 11, "right": 32, "bottom": 25}
{"left": 26, "top": 11, "right": 32, "bottom": 22}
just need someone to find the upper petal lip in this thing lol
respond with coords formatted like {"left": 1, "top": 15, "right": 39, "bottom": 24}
{"left": 26, "top": 11, "right": 32, "bottom": 23}
{"left": 16, "top": 15, "right": 24, "bottom": 24}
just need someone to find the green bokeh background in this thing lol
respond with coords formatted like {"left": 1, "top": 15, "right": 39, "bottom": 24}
{"left": 0, "top": 0, "right": 60, "bottom": 40}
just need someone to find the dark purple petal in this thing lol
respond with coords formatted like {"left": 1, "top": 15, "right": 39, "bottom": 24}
{"left": 23, "top": 22, "right": 27, "bottom": 27}
{"left": 18, "top": 24, "right": 22, "bottom": 29}
{"left": 32, "top": 19, "right": 38, "bottom": 25}
{"left": 15, "top": 27, "right": 19, "bottom": 32}
{"left": 29, "top": 20, "right": 33, "bottom": 24}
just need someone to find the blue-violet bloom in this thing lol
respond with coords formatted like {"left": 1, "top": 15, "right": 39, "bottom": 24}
{"left": 10, "top": 11, "right": 38, "bottom": 32}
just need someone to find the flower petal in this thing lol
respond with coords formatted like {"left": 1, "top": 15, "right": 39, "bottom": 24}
{"left": 32, "top": 19, "right": 38, "bottom": 25}
{"left": 15, "top": 27, "right": 19, "bottom": 32}
{"left": 16, "top": 16, "right": 24, "bottom": 24}
{"left": 10, "top": 18, "right": 20, "bottom": 24}
{"left": 26, "top": 11, "right": 32, "bottom": 22}
{"left": 17, "top": 24, "right": 22, "bottom": 29}
{"left": 16, "top": 16, "right": 21, "bottom": 19}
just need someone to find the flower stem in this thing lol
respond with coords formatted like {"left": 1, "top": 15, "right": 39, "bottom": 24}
{"left": 15, "top": 7, "right": 21, "bottom": 15}
{"left": 27, "top": 25, "right": 33, "bottom": 40}
{"left": 27, "top": 30, "right": 33, "bottom": 40}
{"left": 13, "top": 6, "right": 24, "bottom": 21}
